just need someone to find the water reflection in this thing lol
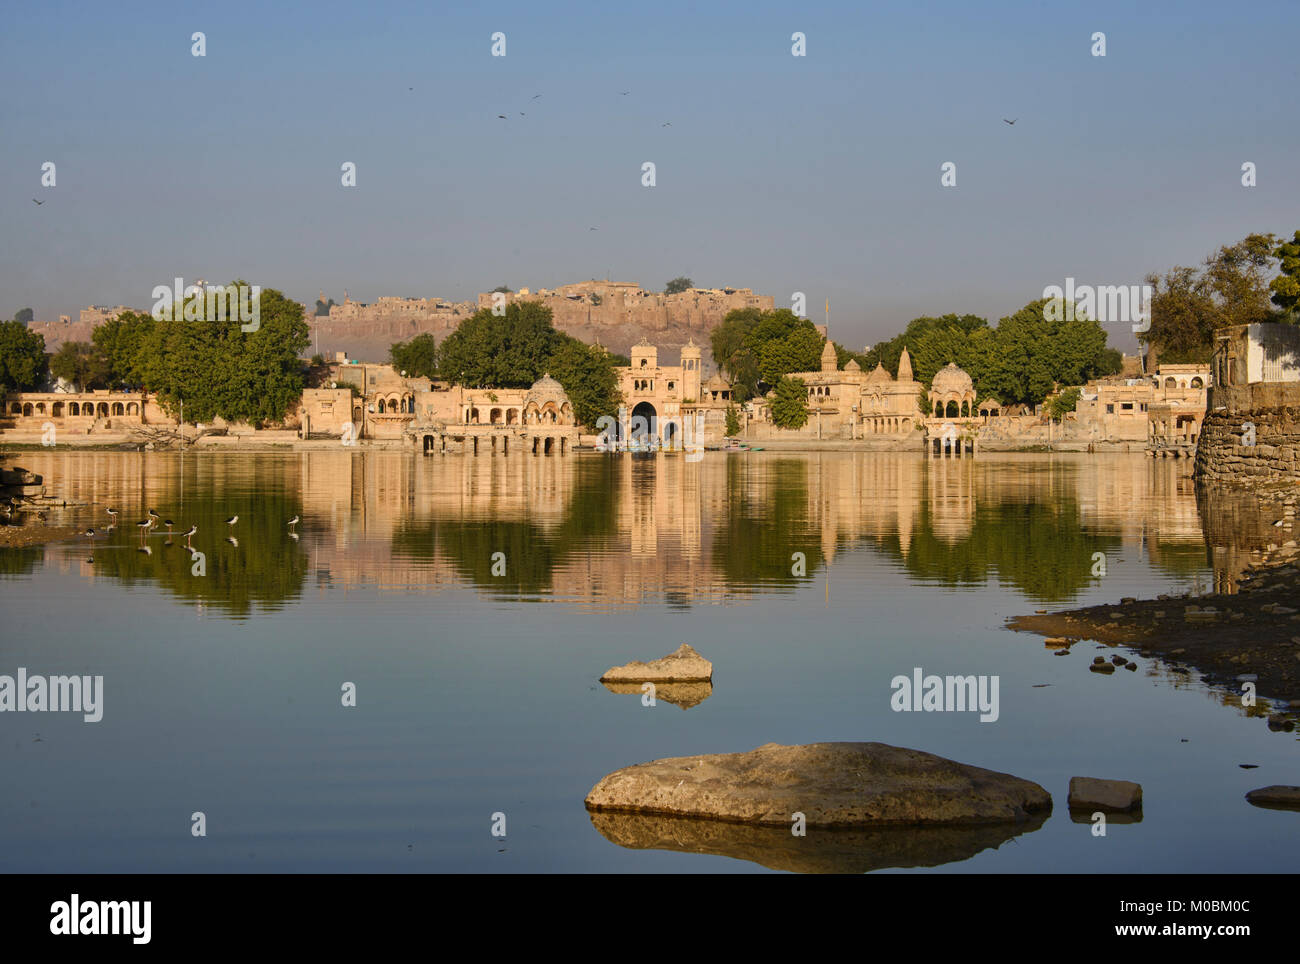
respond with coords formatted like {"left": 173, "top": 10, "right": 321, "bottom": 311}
{"left": 5, "top": 450, "right": 1214, "bottom": 615}
{"left": 588, "top": 809, "right": 1048, "bottom": 874}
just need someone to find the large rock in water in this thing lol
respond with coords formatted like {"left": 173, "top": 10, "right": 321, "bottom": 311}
{"left": 600, "top": 643, "right": 713, "bottom": 683}
{"left": 585, "top": 742, "right": 1052, "bottom": 826}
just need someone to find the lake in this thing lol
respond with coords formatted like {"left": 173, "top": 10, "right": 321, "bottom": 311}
{"left": 0, "top": 449, "right": 1295, "bottom": 872}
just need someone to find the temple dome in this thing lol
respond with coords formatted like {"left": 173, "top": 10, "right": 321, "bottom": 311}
{"left": 525, "top": 373, "right": 569, "bottom": 408}
{"left": 931, "top": 362, "right": 974, "bottom": 396}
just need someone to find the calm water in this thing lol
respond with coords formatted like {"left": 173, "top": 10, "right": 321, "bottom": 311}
{"left": 0, "top": 450, "right": 1295, "bottom": 873}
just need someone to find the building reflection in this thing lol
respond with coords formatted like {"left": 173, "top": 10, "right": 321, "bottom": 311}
{"left": 12, "top": 450, "right": 1217, "bottom": 613}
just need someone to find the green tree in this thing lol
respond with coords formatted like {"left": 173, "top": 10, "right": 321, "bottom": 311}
{"left": 0, "top": 321, "right": 47, "bottom": 391}
{"left": 1270, "top": 229, "right": 1300, "bottom": 321}
{"left": 13, "top": 308, "right": 34, "bottom": 324}
{"left": 1144, "top": 232, "right": 1281, "bottom": 360}
{"left": 725, "top": 404, "right": 741, "bottom": 437}
{"left": 389, "top": 333, "right": 439, "bottom": 380}
{"left": 1048, "top": 386, "right": 1082, "bottom": 421}
{"left": 49, "top": 341, "right": 109, "bottom": 391}
{"left": 89, "top": 285, "right": 309, "bottom": 425}
{"left": 546, "top": 336, "right": 622, "bottom": 430}
{"left": 664, "top": 277, "right": 693, "bottom": 295}
{"left": 438, "top": 301, "right": 562, "bottom": 388}
{"left": 770, "top": 376, "right": 809, "bottom": 429}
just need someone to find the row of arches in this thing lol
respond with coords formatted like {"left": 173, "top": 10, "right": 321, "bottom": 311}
{"left": 465, "top": 402, "right": 571, "bottom": 425}
{"left": 375, "top": 394, "right": 414, "bottom": 414}
{"left": 933, "top": 400, "right": 976, "bottom": 418}
{"left": 10, "top": 400, "right": 139, "bottom": 417}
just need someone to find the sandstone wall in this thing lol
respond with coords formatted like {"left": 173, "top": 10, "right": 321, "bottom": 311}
{"left": 1194, "top": 382, "right": 1300, "bottom": 484}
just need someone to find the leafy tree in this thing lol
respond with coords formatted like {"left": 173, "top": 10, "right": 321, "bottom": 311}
{"left": 13, "top": 308, "right": 34, "bottom": 324}
{"left": 0, "top": 321, "right": 47, "bottom": 391}
{"left": 1143, "top": 232, "right": 1281, "bottom": 360}
{"left": 438, "top": 301, "right": 562, "bottom": 388}
{"left": 711, "top": 307, "right": 824, "bottom": 400}
{"left": 1048, "top": 386, "right": 1082, "bottom": 421}
{"left": 49, "top": 341, "right": 109, "bottom": 391}
{"left": 725, "top": 404, "right": 741, "bottom": 437}
{"left": 770, "top": 376, "right": 809, "bottom": 429}
{"left": 389, "top": 333, "right": 439, "bottom": 380}
{"left": 664, "top": 277, "right": 693, "bottom": 295}
{"left": 546, "top": 336, "right": 622, "bottom": 430}
{"left": 88, "top": 285, "right": 308, "bottom": 425}
{"left": 92, "top": 312, "right": 156, "bottom": 388}
{"left": 1270, "top": 229, "right": 1300, "bottom": 321}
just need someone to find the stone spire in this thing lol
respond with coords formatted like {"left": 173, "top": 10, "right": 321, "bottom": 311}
{"left": 821, "top": 338, "right": 838, "bottom": 373}
{"left": 897, "top": 345, "right": 914, "bottom": 382}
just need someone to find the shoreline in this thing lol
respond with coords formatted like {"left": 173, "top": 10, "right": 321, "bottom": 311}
{"left": 1009, "top": 484, "right": 1300, "bottom": 708}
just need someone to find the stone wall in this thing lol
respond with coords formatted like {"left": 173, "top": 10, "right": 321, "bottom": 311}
{"left": 1194, "top": 382, "right": 1300, "bottom": 484}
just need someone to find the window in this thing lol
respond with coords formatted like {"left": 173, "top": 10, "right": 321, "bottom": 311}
{"left": 1106, "top": 404, "right": 1114, "bottom": 413}
{"left": 1121, "top": 403, "right": 1133, "bottom": 411}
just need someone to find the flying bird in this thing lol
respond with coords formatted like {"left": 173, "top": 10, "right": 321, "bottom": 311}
{"left": 589, "top": 227, "right": 598, "bottom": 231}
{"left": 531, "top": 94, "right": 542, "bottom": 100}
{"left": 497, "top": 114, "right": 508, "bottom": 119}
{"left": 1003, "top": 118, "right": 1017, "bottom": 125}
{"left": 619, "top": 91, "right": 630, "bottom": 96}
{"left": 661, "top": 122, "right": 671, "bottom": 127}
{"left": 32, "top": 199, "right": 44, "bottom": 205}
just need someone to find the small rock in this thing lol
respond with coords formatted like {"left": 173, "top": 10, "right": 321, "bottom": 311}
{"left": 1054, "top": 649, "right": 1069, "bottom": 656}
{"left": 600, "top": 643, "right": 713, "bottom": 683}
{"left": 1120, "top": 597, "right": 1137, "bottom": 605}
{"left": 1068, "top": 777, "right": 1142, "bottom": 812}
{"left": 1124, "top": 662, "right": 1137, "bottom": 671}
{"left": 1110, "top": 655, "right": 1128, "bottom": 666}
{"left": 1089, "top": 662, "right": 1115, "bottom": 674}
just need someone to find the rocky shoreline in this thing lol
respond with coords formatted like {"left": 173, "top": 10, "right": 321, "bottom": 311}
{"left": 1009, "top": 483, "right": 1300, "bottom": 714}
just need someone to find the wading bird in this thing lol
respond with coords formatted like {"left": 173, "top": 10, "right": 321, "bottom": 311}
{"left": 105, "top": 507, "right": 118, "bottom": 523}
{"left": 288, "top": 516, "right": 299, "bottom": 531}
{"left": 164, "top": 519, "right": 174, "bottom": 535}
{"left": 225, "top": 515, "right": 238, "bottom": 528}
{"left": 183, "top": 524, "right": 197, "bottom": 544}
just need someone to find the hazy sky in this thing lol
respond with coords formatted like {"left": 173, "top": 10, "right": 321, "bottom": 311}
{"left": 3, "top": 0, "right": 1297, "bottom": 354}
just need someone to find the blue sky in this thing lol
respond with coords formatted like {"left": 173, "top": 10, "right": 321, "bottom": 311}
{"left": 3, "top": 0, "right": 1297, "bottom": 354}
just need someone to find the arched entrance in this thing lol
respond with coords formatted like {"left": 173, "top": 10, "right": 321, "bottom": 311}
{"left": 630, "top": 401, "right": 657, "bottom": 447}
